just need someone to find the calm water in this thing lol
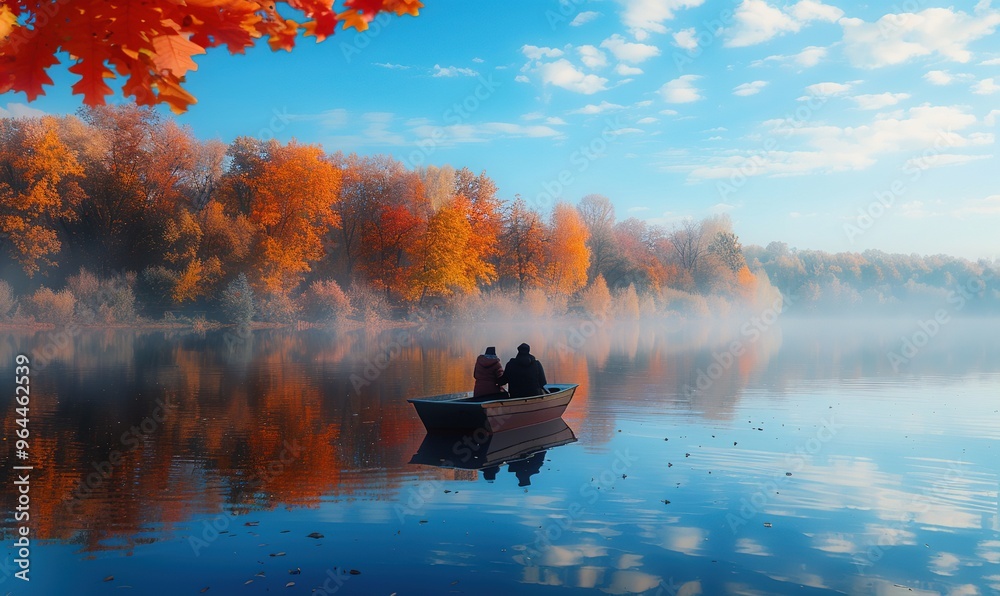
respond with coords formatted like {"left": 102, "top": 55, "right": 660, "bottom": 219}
{"left": 1, "top": 318, "right": 999, "bottom": 595}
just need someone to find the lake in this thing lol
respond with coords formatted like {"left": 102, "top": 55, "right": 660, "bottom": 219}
{"left": 2, "top": 317, "right": 999, "bottom": 595}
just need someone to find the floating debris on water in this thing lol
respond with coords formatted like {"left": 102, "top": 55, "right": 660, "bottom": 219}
{"left": 307, "top": 532, "right": 324, "bottom": 539}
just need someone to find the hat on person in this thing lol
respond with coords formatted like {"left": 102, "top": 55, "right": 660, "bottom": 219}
{"left": 485, "top": 346, "right": 496, "bottom": 356}
{"left": 517, "top": 343, "right": 530, "bottom": 353}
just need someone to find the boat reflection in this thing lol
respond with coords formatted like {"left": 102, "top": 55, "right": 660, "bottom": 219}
{"left": 409, "top": 418, "right": 577, "bottom": 485}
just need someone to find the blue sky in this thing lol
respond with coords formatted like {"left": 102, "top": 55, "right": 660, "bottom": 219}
{"left": 4, "top": 0, "right": 1000, "bottom": 259}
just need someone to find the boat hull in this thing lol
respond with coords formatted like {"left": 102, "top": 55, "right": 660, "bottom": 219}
{"left": 407, "top": 384, "right": 577, "bottom": 433}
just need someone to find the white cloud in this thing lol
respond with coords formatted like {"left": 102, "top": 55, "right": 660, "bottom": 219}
{"left": 954, "top": 195, "right": 1000, "bottom": 217}
{"left": 521, "top": 45, "right": 564, "bottom": 60}
{"left": 981, "top": 57, "right": 1000, "bottom": 65}
{"left": 673, "top": 105, "right": 986, "bottom": 180}
{"left": 0, "top": 103, "right": 47, "bottom": 118}
{"left": 538, "top": 59, "right": 609, "bottom": 94}
{"left": 600, "top": 34, "right": 661, "bottom": 64}
{"left": 637, "top": 117, "right": 659, "bottom": 124}
{"left": 753, "top": 45, "right": 828, "bottom": 68}
{"left": 660, "top": 75, "right": 702, "bottom": 103}
{"left": 570, "top": 11, "right": 600, "bottom": 26}
{"left": 546, "top": 117, "right": 567, "bottom": 125}
{"left": 973, "top": 78, "right": 1000, "bottom": 94}
{"left": 793, "top": 45, "right": 828, "bottom": 67}
{"left": 985, "top": 110, "right": 1000, "bottom": 126}
{"left": 515, "top": 75, "right": 530, "bottom": 83}
{"left": 620, "top": 0, "right": 705, "bottom": 40}
{"left": 852, "top": 92, "right": 911, "bottom": 110}
{"left": 924, "top": 70, "right": 953, "bottom": 85}
{"left": 725, "top": 0, "right": 843, "bottom": 47}
{"left": 903, "top": 153, "right": 992, "bottom": 171}
{"left": 841, "top": 7, "right": 1000, "bottom": 68}
{"left": 578, "top": 45, "right": 608, "bottom": 69}
{"left": 570, "top": 101, "right": 625, "bottom": 115}
{"left": 660, "top": 109, "right": 679, "bottom": 115}
{"left": 733, "top": 80, "right": 768, "bottom": 96}
{"left": 472, "top": 57, "right": 484, "bottom": 64}
{"left": 616, "top": 64, "right": 644, "bottom": 76}
{"left": 672, "top": 28, "right": 699, "bottom": 50}
{"left": 801, "top": 81, "right": 853, "bottom": 98}
{"left": 433, "top": 64, "right": 478, "bottom": 77}
{"left": 374, "top": 62, "right": 409, "bottom": 70}
{"left": 409, "top": 122, "right": 563, "bottom": 145}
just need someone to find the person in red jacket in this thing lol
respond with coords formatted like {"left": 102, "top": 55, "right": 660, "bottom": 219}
{"left": 473, "top": 346, "right": 505, "bottom": 397}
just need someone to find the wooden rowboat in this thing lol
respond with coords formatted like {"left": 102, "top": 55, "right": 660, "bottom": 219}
{"left": 407, "top": 384, "right": 578, "bottom": 433}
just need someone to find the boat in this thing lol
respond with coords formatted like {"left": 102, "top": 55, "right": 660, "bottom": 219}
{"left": 407, "top": 383, "right": 578, "bottom": 433}
{"left": 408, "top": 417, "right": 577, "bottom": 471}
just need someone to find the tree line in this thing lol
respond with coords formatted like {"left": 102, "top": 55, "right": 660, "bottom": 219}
{"left": 0, "top": 104, "right": 995, "bottom": 325}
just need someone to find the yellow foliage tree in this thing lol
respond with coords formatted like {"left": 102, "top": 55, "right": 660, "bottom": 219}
{"left": 545, "top": 202, "right": 590, "bottom": 295}
{"left": 406, "top": 198, "right": 476, "bottom": 303}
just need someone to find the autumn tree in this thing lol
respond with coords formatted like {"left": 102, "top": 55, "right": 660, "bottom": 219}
{"left": 709, "top": 231, "right": 747, "bottom": 273}
{"left": 454, "top": 168, "right": 503, "bottom": 288}
{"left": 0, "top": 1, "right": 423, "bottom": 113}
{"left": 246, "top": 142, "right": 342, "bottom": 295}
{"left": 406, "top": 197, "right": 476, "bottom": 304}
{"left": 498, "top": 197, "right": 545, "bottom": 298}
{"left": 667, "top": 219, "right": 706, "bottom": 290}
{"left": 330, "top": 154, "right": 425, "bottom": 282}
{"left": 65, "top": 105, "right": 199, "bottom": 270}
{"left": 544, "top": 202, "right": 590, "bottom": 296}
{"left": 358, "top": 196, "right": 424, "bottom": 299}
{"left": 0, "top": 116, "right": 84, "bottom": 276}
{"left": 607, "top": 218, "right": 672, "bottom": 293}
{"left": 577, "top": 194, "right": 619, "bottom": 283}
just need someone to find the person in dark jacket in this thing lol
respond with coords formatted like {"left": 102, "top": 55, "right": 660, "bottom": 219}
{"left": 473, "top": 346, "right": 505, "bottom": 397}
{"left": 498, "top": 343, "right": 547, "bottom": 398}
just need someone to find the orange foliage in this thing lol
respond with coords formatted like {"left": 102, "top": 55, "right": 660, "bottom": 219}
{"left": 0, "top": 116, "right": 84, "bottom": 276}
{"left": 545, "top": 202, "right": 590, "bottom": 295}
{"left": 248, "top": 142, "right": 342, "bottom": 295}
{"left": 736, "top": 265, "right": 757, "bottom": 302}
{"left": 359, "top": 202, "right": 423, "bottom": 298}
{"left": 0, "top": 1, "right": 423, "bottom": 113}
{"left": 498, "top": 197, "right": 545, "bottom": 297}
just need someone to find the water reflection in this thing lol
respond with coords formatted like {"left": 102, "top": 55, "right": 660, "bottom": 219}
{"left": 409, "top": 418, "right": 577, "bottom": 479}
{"left": 0, "top": 320, "right": 998, "bottom": 594}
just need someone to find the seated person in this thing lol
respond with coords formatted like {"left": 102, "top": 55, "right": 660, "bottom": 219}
{"left": 473, "top": 346, "right": 504, "bottom": 397}
{"left": 497, "top": 343, "right": 547, "bottom": 398}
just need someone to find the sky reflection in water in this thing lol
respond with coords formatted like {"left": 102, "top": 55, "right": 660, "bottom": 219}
{"left": 1, "top": 318, "right": 999, "bottom": 595}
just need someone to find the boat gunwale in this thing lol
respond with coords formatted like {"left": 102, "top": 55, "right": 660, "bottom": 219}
{"left": 407, "top": 383, "right": 578, "bottom": 407}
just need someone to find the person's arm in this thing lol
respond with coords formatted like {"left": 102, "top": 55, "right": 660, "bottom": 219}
{"left": 496, "top": 361, "right": 509, "bottom": 386}
{"left": 537, "top": 361, "right": 547, "bottom": 388}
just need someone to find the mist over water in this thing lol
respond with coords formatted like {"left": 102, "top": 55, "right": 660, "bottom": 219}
{"left": 2, "top": 317, "right": 999, "bottom": 594}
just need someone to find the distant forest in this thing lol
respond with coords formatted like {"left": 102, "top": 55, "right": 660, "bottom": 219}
{"left": 1, "top": 105, "right": 997, "bottom": 326}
